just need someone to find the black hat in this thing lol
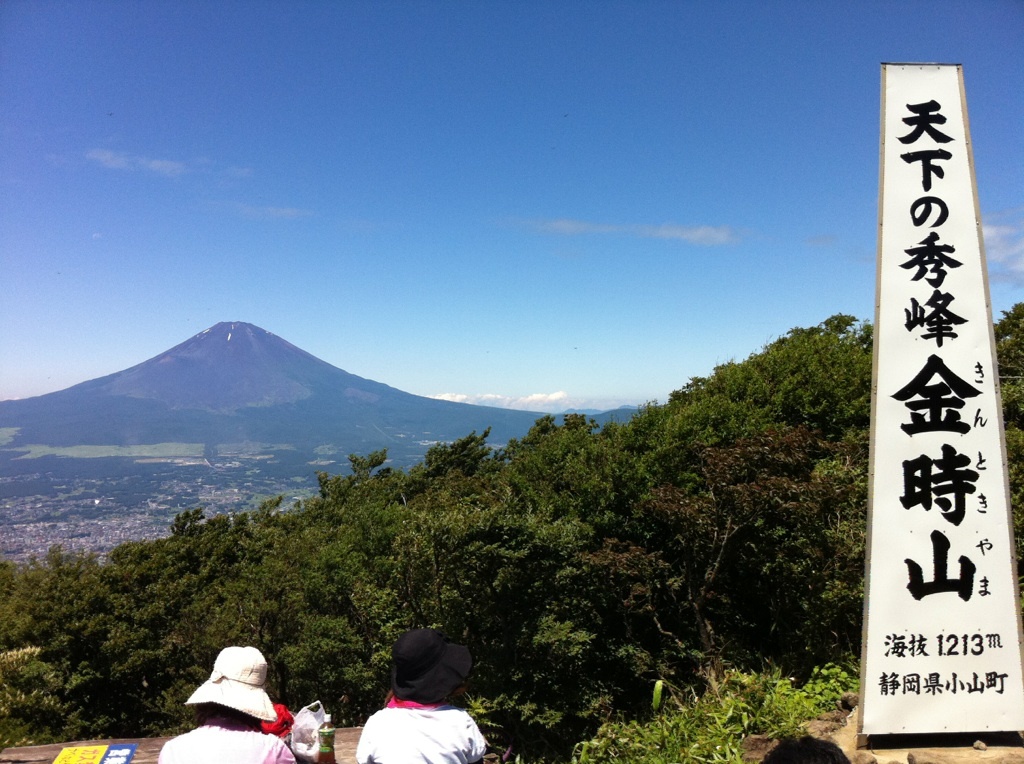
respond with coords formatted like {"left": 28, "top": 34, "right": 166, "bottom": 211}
{"left": 390, "top": 628, "right": 473, "bottom": 704}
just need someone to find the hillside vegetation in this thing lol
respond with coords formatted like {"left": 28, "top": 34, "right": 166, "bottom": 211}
{"left": 3, "top": 309, "right": 1023, "bottom": 761}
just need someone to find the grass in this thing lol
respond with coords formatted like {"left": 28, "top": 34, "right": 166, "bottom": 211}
{"left": 0, "top": 428, "right": 19, "bottom": 447}
{"left": 569, "top": 665, "right": 858, "bottom": 764}
{"left": 11, "top": 443, "right": 205, "bottom": 459}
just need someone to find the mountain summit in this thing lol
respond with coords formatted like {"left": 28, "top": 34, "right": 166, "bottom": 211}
{"left": 0, "top": 322, "right": 544, "bottom": 463}
{"left": 0, "top": 323, "right": 555, "bottom": 558}
{"left": 100, "top": 321, "right": 391, "bottom": 412}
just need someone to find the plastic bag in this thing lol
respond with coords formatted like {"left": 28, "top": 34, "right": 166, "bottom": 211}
{"left": 290, "top": 700, "right": 326, "bottom": 762}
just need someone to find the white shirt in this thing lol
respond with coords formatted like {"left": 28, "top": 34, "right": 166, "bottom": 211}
{"left": 356, "top": 706, "right": 487, "bottom": 764}
{"left": 158, "top": 718, "right": 297, "bottom": 764}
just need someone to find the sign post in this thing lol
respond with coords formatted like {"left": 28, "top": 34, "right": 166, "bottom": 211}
{"left": 860, "top": 63, "right": 1024, "bottom": 738}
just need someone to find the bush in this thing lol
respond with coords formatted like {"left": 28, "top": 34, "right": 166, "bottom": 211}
{"left": 0, "top": 647, "right": 70, "bottom": 749}
{"left": 572, "top": 665, "right": 859, "bottom": 764}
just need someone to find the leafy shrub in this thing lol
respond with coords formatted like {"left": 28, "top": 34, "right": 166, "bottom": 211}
{"left": 798, "top": 663, "right": 859, "bottom": 716}
{"left": 0, "top": 311, "right": 886, "bottom": 755}
{"left": 0, "top": 647, "right": 70, "bottom": 749}
{"left": 572, "top": 666, "right": 858, "bottom": 764}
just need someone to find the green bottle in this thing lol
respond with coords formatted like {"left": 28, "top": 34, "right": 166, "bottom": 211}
{"left": 316, "top": 713, "right": 336, "bottom": 763}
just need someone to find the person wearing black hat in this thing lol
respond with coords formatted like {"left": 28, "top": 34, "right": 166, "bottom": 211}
{"left": 763, "top": 737, "right": 851, "bottom": 764}
{"left": 355, "top": 628, "right": 487, "bottom": 764}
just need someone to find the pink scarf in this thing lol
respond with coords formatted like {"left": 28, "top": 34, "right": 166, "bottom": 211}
{"left": 386, "top": 696, "right": 444, "bottom": 710}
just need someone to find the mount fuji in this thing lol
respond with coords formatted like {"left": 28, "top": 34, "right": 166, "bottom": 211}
{"left": 0, "top": 322, "right": 569, "bottom": 557}
{"left": 0, "top": 321, "right": 545, "bottom": 470}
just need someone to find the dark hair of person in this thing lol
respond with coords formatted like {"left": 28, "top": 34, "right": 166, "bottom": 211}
{"left": 763, "top": 737, "right": 851, "bottom": 764}
{"left": 192, "top": 702, "right": 262, "bottom": 730}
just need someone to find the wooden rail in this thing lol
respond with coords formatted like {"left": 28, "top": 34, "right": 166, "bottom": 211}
{"left": 0, "top": 728, "right": 362, "bottom": 764}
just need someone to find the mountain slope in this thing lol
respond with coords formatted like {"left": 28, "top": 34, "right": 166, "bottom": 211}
{"left": 0, "top": 322, "right": 544, "bottom": 460}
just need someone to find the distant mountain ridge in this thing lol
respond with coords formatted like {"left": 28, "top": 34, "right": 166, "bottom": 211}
{"left": 0, "top": 321, "right": 546, "bottom": 459}
{"left": 0, "top": 322, "right": 644, "bottom": 559}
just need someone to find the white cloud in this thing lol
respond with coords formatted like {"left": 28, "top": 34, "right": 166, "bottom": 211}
{"left": 431, "top": 391, "right": 568, "bottom": 412}
{"left": 139, "top": 158, "right": 187, "bottom": 177}
{"left": 984, "top": 208, "right": 1024, "bottom": 285}
{"left": 429, "top": 390, "right": 643, "bottom": 414}
{"left": 235, "top": 204, "right": 314, "bottom": 220}
{"left": 87, "top": 148, "right": 132, "bottom": 169}
{"left": 86, "top": 149, "right": 187, "bottom": 177}
{"left": 637, "top": 223, "right": 737, "bottom": 245}
{"left": 528, "top": 217, "right": 739, "bottom": 245}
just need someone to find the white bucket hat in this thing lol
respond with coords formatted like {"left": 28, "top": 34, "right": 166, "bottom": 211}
{"left": 185, "top": 646, "right": 277, "bottom": 721}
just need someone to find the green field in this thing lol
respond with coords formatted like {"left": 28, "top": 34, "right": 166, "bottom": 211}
{"left": 0, "top": 428, "right": 19, "bottom": 447}
{"left": 10, "top": 443, "right": 205, "bottom": 459}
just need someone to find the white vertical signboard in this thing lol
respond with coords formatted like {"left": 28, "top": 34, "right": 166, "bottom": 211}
{"left": 860, "top": 64, "right": 1024, "bottom": 736}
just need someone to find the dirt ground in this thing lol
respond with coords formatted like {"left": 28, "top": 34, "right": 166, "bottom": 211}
{"left": 819, "top": 705, "right": 1024, "bottom": 764}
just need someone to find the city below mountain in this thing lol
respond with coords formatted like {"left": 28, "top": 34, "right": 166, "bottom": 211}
{"left": 0, "top": 322, "right": 634, "bottom": 561}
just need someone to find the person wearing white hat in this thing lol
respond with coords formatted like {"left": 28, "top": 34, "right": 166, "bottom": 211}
{"left": 158, "top": 646, "right": 297, "bottom": 764}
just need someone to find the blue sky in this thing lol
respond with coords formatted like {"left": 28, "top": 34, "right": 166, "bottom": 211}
{"left": 2, "top": 0, "right": 1022, "bottom": 412}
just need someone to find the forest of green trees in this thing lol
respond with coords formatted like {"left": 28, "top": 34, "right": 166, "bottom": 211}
{"left": 3, "top": 307, "right": 1024, "bottom": 761}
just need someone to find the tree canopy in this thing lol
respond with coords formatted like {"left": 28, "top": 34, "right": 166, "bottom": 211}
{"left": 0, "top": 309, "right": 1017, "bottom": 760}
